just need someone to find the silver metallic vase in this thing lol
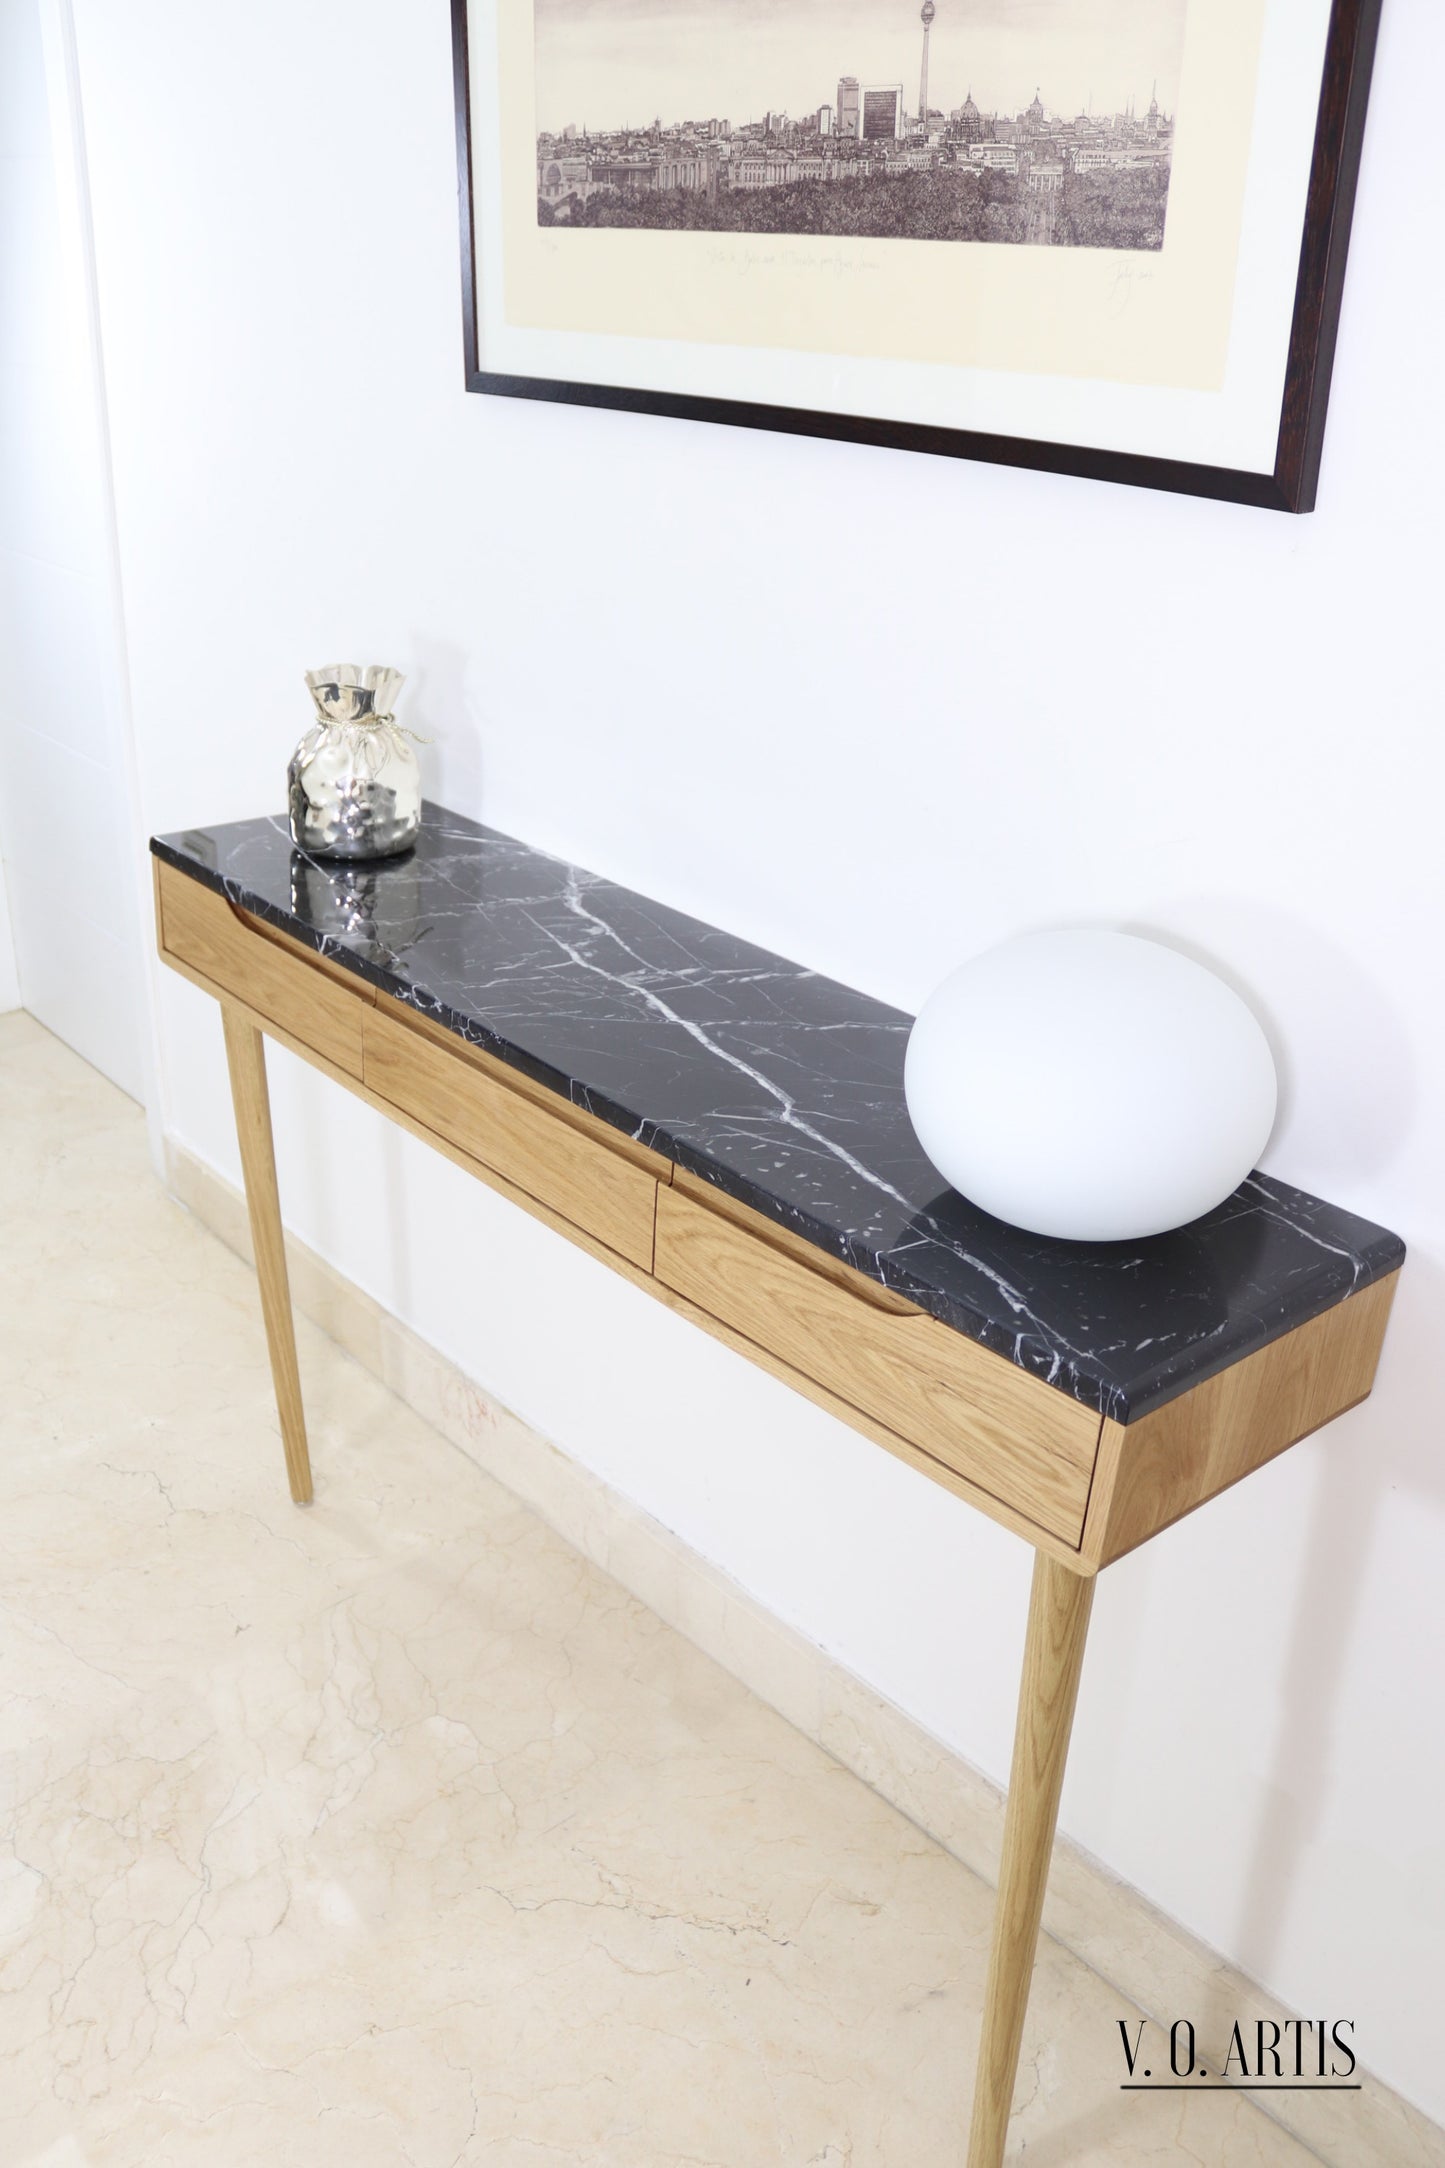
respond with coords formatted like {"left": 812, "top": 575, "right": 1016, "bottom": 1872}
{"left": 288, "top": 664, "right": 421, "bottom": 860}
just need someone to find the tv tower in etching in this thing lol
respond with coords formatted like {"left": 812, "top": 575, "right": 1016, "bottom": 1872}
{"left": 919, "top": 0, "right": 936, "bottom": 126}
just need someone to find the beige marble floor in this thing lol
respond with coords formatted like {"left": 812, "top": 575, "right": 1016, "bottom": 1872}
{"left": 0, "top": 1010, "right": 1325, "bottom": 2168}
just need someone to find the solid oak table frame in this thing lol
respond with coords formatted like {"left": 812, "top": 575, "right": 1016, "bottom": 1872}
{"left": 153, "top": 854, "right": 1398, "bottom": 2166}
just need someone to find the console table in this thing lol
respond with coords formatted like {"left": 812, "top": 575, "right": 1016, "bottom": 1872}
{"left": 151, "top": 806, "right": 1403, "bottom": 2166}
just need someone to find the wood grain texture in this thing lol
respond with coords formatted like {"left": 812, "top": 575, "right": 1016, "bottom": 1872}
{"left": 363, "top": 1002, "right": 659, "bottom": 1272}
{"left": 648, "top": 1273, "right": 1099, "bottom": 1568}
{"left": 154, "top": 860, "right": 1399, "bottom": 1577}
{"left": 159, "top": 863, "right": 669, "bottom": 1178}
{"left": 1080, "top": 1271, "right": 1399, "bottom": 1568}
{"left": 153, "top": 844, "right": 1403, "bottom": 2168}
{"left": 221, "top": 1007, "right": 313, "bottom": 1505}
{"left": 655, "top": 1184, "right": 1101, "bottom": 1546}
{"left": 371, "top": 988, "right": 674, "bottom": 1180}
{"left": 967, "top": 1554, "right": 1095, "bottom": 2168}
{"left": 156, "top": 860, "right": 366, "bottom": 1078}
{"left": 673, "top": 1168, "right": 919, "bottom": 1313}
{"left": 156, "top": 868, "right": 1099, "bottom": 1555}
{"left": 234, "top": 905, "right": 381, "bottom": 999}
{"left": 154, "top": 882, "right": 662, "bottom": 1297}
{"left": 163, "top": 990, "right": 1088, "bottom": 1556}
{"left": 191, "top": 1006, "right": 1096, "bottom": 1559}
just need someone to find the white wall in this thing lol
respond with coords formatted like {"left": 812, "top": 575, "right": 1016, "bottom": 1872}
{"left": 0, "top": 848, "right": 18, "bottom": 1011}
{"left": 63, "top": 0, "right": 1445, "bottom": 2125}
{"left": 0, "top": 0, "right": 147, "bottom": 1090}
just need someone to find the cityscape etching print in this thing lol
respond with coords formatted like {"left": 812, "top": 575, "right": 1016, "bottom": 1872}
{"left": 535, "top": 0, "right": 1187, "bottom": 252}
{"left": 462, "top": 0, "right": 1379, "bottom": 504}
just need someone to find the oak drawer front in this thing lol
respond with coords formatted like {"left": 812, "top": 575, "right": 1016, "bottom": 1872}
{"left": 362, "top": 1004, "right": 658, "bottom": 1272}
{"left": 655, "top": 1186, "right": 1099, "bottom": 1545}
{"left": 156, "top": 860, "right": 366, "bottom": 1078}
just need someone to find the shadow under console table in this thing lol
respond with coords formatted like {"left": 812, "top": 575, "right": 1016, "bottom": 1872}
{"left": 150, "top": 806, "right": 1403, "bottom": 2166}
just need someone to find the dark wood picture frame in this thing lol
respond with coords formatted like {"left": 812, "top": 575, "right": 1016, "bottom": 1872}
{"left": 452, "top": 0, "right": 1382, "bottom": 513}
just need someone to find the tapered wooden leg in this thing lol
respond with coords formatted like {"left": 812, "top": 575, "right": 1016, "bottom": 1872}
{"left": 967, "top": 1551, "right": 1095, "bottom": 2167}
{"left": 221, "top": 1007, "right": 313, "bottom": 1504}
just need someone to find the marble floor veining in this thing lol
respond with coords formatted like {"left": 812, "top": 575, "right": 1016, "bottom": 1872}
{"left": 1, "top": 1010, "right": 1325, "bottom": 2167}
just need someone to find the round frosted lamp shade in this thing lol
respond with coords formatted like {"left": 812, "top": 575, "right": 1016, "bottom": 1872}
{"left": 903, "top": 932, "right": 1278, "bottom": 1243}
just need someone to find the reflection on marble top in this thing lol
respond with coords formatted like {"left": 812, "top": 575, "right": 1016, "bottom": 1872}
{"left": 152, "top": 807, "right": 1404, "bottom": 1425}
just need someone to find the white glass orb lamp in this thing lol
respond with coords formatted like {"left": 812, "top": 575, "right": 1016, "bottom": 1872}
{"left": 903, "top": 931, "right": 1279, "bottom": 1244}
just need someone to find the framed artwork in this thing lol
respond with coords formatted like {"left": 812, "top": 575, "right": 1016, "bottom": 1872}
{"left": 452, "top": 0, "right": 1382, "bottom": 512}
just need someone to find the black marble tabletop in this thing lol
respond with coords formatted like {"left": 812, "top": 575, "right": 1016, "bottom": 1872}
{"left": 152, "top": 807, "right": 1403, "bottom": 1425}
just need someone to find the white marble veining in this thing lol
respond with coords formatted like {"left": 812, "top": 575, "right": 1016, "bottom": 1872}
{"left": 153, "top": 811, "right": 1405, "bottom": 1422}
{"left": 0, "top": 1010, "right": 1372, "bottom": 2166}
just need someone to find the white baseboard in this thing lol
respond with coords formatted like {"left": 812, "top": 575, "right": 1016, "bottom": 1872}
{"left": 166, "top": 1139, "right": 1442, "bottom": 2168}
